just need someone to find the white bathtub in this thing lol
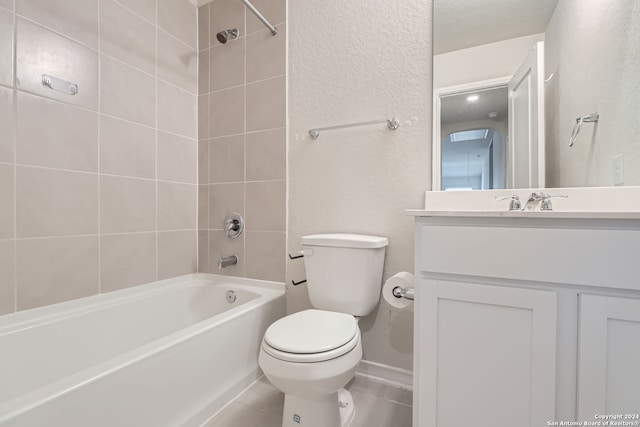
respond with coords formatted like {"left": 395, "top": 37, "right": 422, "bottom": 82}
{"left": 0, "top": 274, "right": 286, "bottom": 426}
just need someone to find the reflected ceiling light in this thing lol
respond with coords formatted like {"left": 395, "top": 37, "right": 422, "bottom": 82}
{"left": 466, "top": 94, "right": 479, "bottom": 102}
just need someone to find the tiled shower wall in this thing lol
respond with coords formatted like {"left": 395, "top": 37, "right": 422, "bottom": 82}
{"left": 197, "top": 0, "right": 286, "bottom": 282}
{"left": 0, "top": 0, "right": 198, "bottom": 315}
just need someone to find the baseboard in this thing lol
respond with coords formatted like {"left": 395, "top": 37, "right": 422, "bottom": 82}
{"left": 356, "top": 360, "right": 413, "bottom": 390}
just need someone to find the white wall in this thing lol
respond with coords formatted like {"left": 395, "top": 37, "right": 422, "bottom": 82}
{"left": 288, "top": 0, "right": 432, "bottom": 371}
{"left": 434, "top": 33, "right": 544, "bottom": 89}
{"left": 545, "top": 0, "right": 640, "bottom": 187}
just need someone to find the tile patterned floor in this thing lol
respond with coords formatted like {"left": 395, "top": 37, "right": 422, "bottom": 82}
{"left": 201, "top": 376, "right": 413, "bottom": 427}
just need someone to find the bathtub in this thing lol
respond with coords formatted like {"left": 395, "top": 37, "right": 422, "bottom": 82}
{"left": 0, "top": 274, "right": 286, "bottom": 426}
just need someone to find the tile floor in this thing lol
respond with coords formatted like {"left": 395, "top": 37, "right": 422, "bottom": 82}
{"left": 201, "top": 376, "right": 413, "bottom": 427}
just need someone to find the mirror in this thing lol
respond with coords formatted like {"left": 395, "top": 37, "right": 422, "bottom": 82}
{"left": 433, "top": 0, "right": 640, "bottom": 189}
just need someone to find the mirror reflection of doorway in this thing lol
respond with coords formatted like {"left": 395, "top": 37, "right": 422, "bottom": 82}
{"left": 440, "top": 86, "right": 508, "bottom": 191}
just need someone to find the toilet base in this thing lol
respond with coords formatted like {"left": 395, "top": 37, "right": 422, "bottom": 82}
{"left": 282, "top": 389, "right": 355, "bottom": 427}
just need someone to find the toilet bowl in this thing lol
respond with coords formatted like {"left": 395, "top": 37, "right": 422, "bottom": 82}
{"left": 259, "top": 310, "right": 361, "bottom": 427}
{"left": 258, "top": 234, "right": 388, "bottom": 427}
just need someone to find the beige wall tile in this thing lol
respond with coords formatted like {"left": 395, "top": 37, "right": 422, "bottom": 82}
{"left": 245, "top": 180, "right": 285, "bottom": 231}
{"left": 0, "top": 8, "right": 12, "bottom": 87}
{"left": 158, "top": 181, "right": 197, "bottom": 230}
{"left": 245, "top": 0, "right": 285, "bottom": 35}
{"left": 246, "top": 76, "right": 285, "bottom": 132}
{"left": 0, "top": 240, "right": 14, "bottom": 315}
{"left": 158, "top": 230, "right": 197, "bottom": 279}
{"left": 198, "top": 4, "right": 210, "bottom": 51}
{"left": 16, "top": 92, "right": 99, "bottom": 172}
{"left": 198, "top": 94, "right": 210, "bottom": 139}
{"left": 210, "top": 135, "right": 244, "bottom": 183}
{"left": 157, "top": 81, "right": 196, "bottom": 138}
{"left": 198, "top": 139, "right": 209, "bottom": 184}
{"left": 246, "top": 25, "right": 286, "bottom": 83}
{"left": 157, "top": 131, "right": 197, "bottom": 184}
{"left": 101, "top": 175, "right": 155, "bottom": 233}
{"left": 209, "top": 39, "right": 245, "bottom": 91}
{"left": 100, "top": 115, "right": 156, "bottom": 179}
{"left": 210, "top": 0, "right": 245, "bottom": 47}
{"left": 100, "top": 232, "right": 156, "bottom": 292}
{"left": 158, "top": 30, "right": 197, "bottom": 94}
{"left": 0, "top": 86, "right": 14, "bottom": 163}
{"left": 198, "top": 49, "right": 209, "bottom": 95}
{"left": 101, "top": 55, "right": 156, "bottom": 126}
{"left": 209, "top": 183, "right": 244, "bottom": 230}
{"left": 246, "top": 128, "right": 286, "bottom": 181}
{"left": 210, "top": 86, "right": 244, "bottom": 137}
{"left": 245, "top": 231, "right": 285, "bottom": 282}
{"left": 16, "top": 167, "right": 98, "bottom": 238}
{"left": 198, "top": 230, "right": 208, "bottom": 273}
{"left": 198, "top": 185, "right": 208, "bottom": 230}
{"left": 0, "top": 0, "right": 13, "bottom": 11}
{"left": 0, "top": 164, "right": 13, "bottom": 239}
{"left": 16, "top": 0, "right": 99, "bottom": 49}
{"left": 16, "top": 19, "right": 99, "bottom": 110}
{"left": 158, "top": 0, "right": 197, "bottom": 49}
{"left": 16, "top": 236, "right": 99, "bottom": 310}
{"left": 100, "top": 0, "right": 156, "bottom": 75}
{"left": 116, "top": 0, "right": 156, "bottom": 23}
{"left": 208, "top": 230, "right": 244, "bottom": 277}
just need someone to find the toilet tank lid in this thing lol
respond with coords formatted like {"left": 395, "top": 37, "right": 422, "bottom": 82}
{"left": 301, "top": 233, "right": 388, "bottom": 249}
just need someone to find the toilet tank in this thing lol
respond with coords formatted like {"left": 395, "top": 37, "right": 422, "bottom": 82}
{"left": 301, "top": 234, "right": 388, "bottom": 316}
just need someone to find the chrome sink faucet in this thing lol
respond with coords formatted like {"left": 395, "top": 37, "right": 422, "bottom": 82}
{"left": 522, "top": 192, "right": 568, "bottom": 211}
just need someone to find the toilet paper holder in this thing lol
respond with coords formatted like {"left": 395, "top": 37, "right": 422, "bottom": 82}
{"left": 392, "top": 286, "right": 415, "bottom": 301}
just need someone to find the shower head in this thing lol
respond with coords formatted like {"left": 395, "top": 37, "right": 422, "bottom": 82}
{"left": 216, "top": 29, "right": 239, "bottom": 44}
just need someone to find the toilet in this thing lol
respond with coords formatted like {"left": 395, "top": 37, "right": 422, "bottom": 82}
{"left": 259, "top": 233, "right": 389, "bottom": 427}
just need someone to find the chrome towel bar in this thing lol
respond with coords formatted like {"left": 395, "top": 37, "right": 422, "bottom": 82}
{"left": 308, "top": 117, "right": 400, "bottom": 140}
{"left": 569, "top": 112, "right": 599, "bottom": 147}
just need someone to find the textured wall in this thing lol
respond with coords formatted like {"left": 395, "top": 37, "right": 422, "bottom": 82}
{"left": 288, "top": 0, "right": 432, "bottom": 371}
{"left": 197, "top": 0, "right": 287, "bottom": 282}
{"left": 0, "top": 0, "right": 198, "bottom": 314}
{"left": 545, "top": 0, "right": 640, "bottom": 187}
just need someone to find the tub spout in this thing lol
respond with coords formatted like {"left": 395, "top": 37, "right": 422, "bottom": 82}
{"left": 218, "top": 255, "right": 238, "bottom": 269}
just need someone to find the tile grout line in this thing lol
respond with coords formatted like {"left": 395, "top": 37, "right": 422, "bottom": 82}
{"left": 97, "top": 0, "right": 102, "bottom": 295}
{"left": 12, "top": 0, "right": 17, "bottom": 313}
{"left": 155, "top": 0, "right": 159, "bottom": 281}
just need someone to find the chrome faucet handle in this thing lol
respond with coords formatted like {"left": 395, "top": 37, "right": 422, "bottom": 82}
{"left": 540, "top": 194, "right": 568, "bottom": 211}
{"left": 495, "top": 195, "right": 522, "bottom": 211}
{"left": 520, "top": 192, "right": 545, "bottom": 210}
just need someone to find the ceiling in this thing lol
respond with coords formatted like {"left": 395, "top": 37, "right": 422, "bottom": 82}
{"left": 434, "top": 0, "right": 559, "bottom": 54}
{"left": 441, "top": 86, "right": 508, "bottom": 124}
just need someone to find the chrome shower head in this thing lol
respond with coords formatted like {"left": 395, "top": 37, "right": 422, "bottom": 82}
{"left": 216, "top": 29, "right": 239, "bottom": 44}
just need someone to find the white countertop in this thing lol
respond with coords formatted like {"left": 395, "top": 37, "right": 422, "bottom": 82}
{"left": 406, "top": 209, "right": 640, "bottom": 220}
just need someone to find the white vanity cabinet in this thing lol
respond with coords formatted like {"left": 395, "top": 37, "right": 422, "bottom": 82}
{"left": 412, "top": 215, "right": 640, "bottom": 427}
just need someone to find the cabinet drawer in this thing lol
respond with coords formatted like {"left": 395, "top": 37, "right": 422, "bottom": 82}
{"left": 418, "top": 221, "right": 639, "bottom": 290}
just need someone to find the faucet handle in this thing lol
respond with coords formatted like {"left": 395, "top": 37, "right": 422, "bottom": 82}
{"left": 540, "top": 194, "right": 568, "bottom": 211}
{"left": 495, "top": 195, "right": 522, "bottom": 211}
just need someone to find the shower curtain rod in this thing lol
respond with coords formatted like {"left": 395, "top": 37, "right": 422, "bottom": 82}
{"left": 242, "top": 0, "right": 278, "bottom": 35}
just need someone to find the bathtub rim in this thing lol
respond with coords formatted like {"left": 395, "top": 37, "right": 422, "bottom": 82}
{"left": 0, "top": 274, "right": 285, "bottom": 423}
{"left": 0, "top": 273, "right": 284, "bottom": 333}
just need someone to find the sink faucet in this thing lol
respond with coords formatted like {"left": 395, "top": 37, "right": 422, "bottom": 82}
{"left": 522, "top": 192, "right": 568, "bottom": 211}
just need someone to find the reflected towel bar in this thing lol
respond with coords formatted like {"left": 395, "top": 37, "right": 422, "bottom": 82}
{"left": 308, "top": 117, "right": 400, "bottom": 140}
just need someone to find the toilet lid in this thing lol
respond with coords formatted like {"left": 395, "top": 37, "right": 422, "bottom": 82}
{"left": 264, "top": 309, "right": 358, "bottom": 354}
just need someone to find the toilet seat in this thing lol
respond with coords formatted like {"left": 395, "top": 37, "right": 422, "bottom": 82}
{"left": 262, "top": 309, "right": 360, "bottom": 363}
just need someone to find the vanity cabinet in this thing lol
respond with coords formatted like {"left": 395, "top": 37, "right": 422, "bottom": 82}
{"left": 412, "top": 215, "right": 640, "bottom": 427}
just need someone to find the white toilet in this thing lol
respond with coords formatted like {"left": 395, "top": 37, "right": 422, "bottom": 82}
{"left": 259, "top": 233, "right": 389, "bottom": 427}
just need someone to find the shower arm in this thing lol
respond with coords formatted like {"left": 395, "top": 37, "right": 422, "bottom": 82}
{"left": 242, "top": 0, "right": 277, "bottom": 35}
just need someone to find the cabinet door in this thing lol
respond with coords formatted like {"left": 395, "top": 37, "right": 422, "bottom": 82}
{"left": 416, "top": 280, "right": 557, "bottom": 427}
{"left": 578, "top": 294, "right": 640, "bottom": 419}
